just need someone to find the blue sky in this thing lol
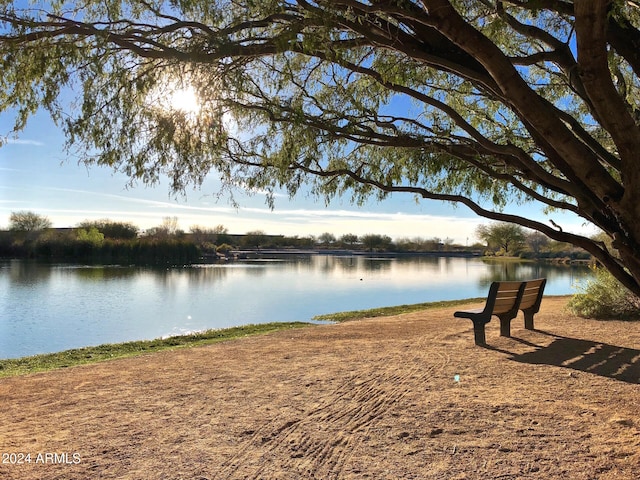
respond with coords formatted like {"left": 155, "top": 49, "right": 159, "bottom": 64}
{"left": 0, "top": 106, "right": 598, "bottom": 244}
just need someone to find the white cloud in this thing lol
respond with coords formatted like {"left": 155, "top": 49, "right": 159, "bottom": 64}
{"left": 3, "top": 138, "right": 46, "bottom": 146}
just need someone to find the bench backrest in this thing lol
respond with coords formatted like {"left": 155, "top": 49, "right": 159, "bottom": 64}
{"left": 484, "top": 281, "right": 526, "bottom": 315}
{"left": 519, "top": 278, "right": 546, "bottom": 312}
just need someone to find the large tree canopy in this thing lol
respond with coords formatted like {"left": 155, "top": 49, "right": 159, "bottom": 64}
{"left": 1, "top": 0, "right": 640, "bottom": 295}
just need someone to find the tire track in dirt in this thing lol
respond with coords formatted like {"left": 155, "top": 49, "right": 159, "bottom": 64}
{"left": 216, "top": 328, "right": 451, "bottom": 479}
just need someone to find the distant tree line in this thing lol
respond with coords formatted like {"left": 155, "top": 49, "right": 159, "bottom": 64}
{"left": 475, "top": 222, "right": 592, "bottom": 262}
{"left": 2, "top": 213, "right": 199, "bottom": 264}
{"left": 1, "top": 211, "right": 589, "bottom": 263}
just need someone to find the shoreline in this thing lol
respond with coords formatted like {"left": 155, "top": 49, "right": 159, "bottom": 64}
{"left": 0, "top": 296, "right": 574, "bottom": 377}
{"left": 0, "top": 322, "right": 311, "bottom": 378}
{"left": 220, "top": 248, "right": 483, "bottom": 259}
{"left": 0, "top": 297, "right": 486, "bottom": 375}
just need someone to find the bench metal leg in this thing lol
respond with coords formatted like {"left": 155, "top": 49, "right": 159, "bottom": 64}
{"left": 472, "top": 321, "right": 487, "bottom": 345}
{"left": 499, "top": 317, "right": 512, "bottom": 337}
{"left": 524, "top": 311, "right": 535, "bottom": 330}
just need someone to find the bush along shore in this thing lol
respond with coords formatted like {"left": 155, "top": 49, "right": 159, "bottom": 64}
{"left": 0, "top": 227, "right": 591, "bottom": 265}
{"left": 0, "top": 233, "right": 201, "bottom": 264}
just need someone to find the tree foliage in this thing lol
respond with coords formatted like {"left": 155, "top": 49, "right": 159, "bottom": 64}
{"left": 340, "top": 234, "right": 359, "bottom": 246}
{"left": 146, "top": 216, "right": 183, "bottom": 238}
{"left": 242, "top": 230, "right": 267, "bottom": 248}
{"left": 9, "top": 211, "right": 52, "bottom": 232}
{"left": 361, "top": 233, "right": 393, "bottom": 251}
{"left": 525, "top": 231, "right": 550, "bottom": 255}
{"left": 318, "top": 232, "right": 336, "bottom": 244}
{"left": 190, "top": 224, "right": 229, "bottom": 245}
{"left": 476, "top": 222, "right": 526, "bottom": 255}
{"left": 78, "top": 219, "right": 139, "bottom": 239}
{"left": 2, "top": 1, "right": 640, "bottom": 295}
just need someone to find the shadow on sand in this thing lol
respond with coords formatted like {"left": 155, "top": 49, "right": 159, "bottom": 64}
{"left": 488, "top": 331, "right": 640, "bottom": 384}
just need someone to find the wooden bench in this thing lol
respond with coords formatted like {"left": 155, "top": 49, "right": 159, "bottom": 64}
{"left": 519, "top": 278, "right": 546, "bottom": 331}
{"left": 454, "top": 281, "right": 525, "bottom": 345}
{"left": 454, "top": 279, "right": 546, "bottom": 345}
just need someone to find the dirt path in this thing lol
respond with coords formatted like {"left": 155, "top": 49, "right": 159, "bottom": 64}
{"left": 1, "top": 297, "right": 639, "bottom": 479}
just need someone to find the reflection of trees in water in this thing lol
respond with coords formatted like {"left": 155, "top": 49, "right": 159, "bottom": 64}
{"left": 329, "top": 256, "right": 355, "bottom": 272}
{"left": 312, "top": 255, "right": 361, "bottom": 274}
{"left": 241, "top": 258, "right": 319, "bottom": 277}
{"left": 4, "top": 260, "right": 139, "bottom": 284}
{"left": 153, "top": 258, "right": 321, "bottom": 290}
{"left": 361, "top": 258, "right": 393, "bottom": 273}
{"left": 478, "top": 260, "right": 590, "bottom": 288}
{"left": 4, "top": 259, "right": 53, "bottom": 285}
{"left": 153, "top": 259, "right": 307, "bottom": 289}
{"left": 393, "top": 255, "right": 447, "bottom": 274}
{"left": 3, "top": 257, "right": 593, "bottom": 296}
{"left": 302, "top": 254, "right": 447, "bottom": 276}
{"left": 154, "top": 264, "right": 231, "bottom": 287}
{"left": 395, "top": 256, "right": 441, "bottom": 267}
{"left": 164, "top": 254, "right": 449, "bottom": 279}
{"left": 72, "top": 265, "right": 137, "bottom": 281}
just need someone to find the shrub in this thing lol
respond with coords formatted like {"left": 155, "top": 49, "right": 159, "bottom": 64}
{"left": 76, "top": 227, "right": 105, "bottom": 247}
{"left": 216, "top": 243, "right": 234, "bottom": 254}
{"left": 568, "top": 266, "right": 640, "bottom": 320}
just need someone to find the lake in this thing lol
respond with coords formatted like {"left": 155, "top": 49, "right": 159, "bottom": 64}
{"left": 0, "top": 256, "right": 592, "bottom": 359}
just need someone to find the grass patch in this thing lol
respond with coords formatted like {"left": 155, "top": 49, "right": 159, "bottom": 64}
{"left": 0, "top": 322, "right": 312, "bottom": 378}
{"left": 313, "top": 298, "right": 484, "bottom": 323}
{"left": 480, "top": 256, "right": 531, "bottom": 263}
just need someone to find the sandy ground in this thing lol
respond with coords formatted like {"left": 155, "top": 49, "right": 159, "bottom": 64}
{"left": 0, "top": 296, "right": 639, "bottom": 479}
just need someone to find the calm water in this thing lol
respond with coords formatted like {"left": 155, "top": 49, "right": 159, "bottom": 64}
{"left": 0, "top": 256, "right": 591, "bottom": 359}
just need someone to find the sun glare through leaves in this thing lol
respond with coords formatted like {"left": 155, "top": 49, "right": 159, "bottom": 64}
{"left": 169, "top": 86, "right": 200, "bottom": 114}
{"left": 146, "top": 79, "right": 201, "bottom": 117}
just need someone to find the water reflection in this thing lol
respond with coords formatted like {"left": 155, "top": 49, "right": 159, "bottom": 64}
{"left": 3, "top": 259, "right": 53, "bottom": 284}
{"left": 0, "top": 256, "right": 592, "bottom": 359}
{"left": 478, "top": 259, "right": 588, "bottom": 287}
{"left": 70, "top": 265, "right": 137, "bottom": 281}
